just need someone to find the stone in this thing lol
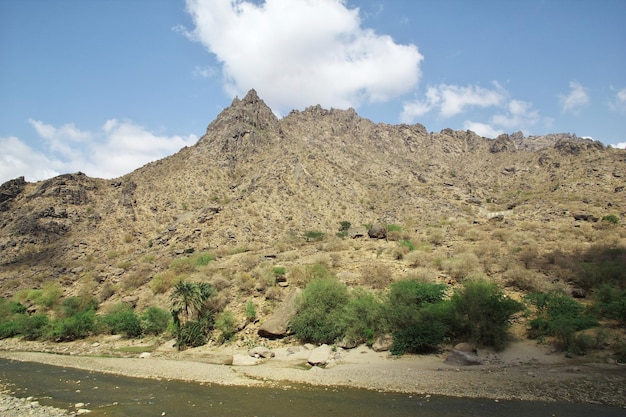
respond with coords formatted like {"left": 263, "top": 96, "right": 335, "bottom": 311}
{"left": 248, "top": 346, "right": 275, "bottom": 358}
{"left": 454, "top": 342, "right": 477, "bottom": 353}
{"left": 372, "top": 334, "right": 393, "bottom": 352}
{"left": 139, "top": 352, "right": 151, "bottom": 359}
{"left": 232, "top": 354, "right": 261, "bottom": 366}
{"left": 368, "top": 224, "right": 387, "bottom": 239}
{"left": 258, "top": 288, "right": 301, "bottom": 339}
{"left": 444, "top": 349, "right": 483, "bottom": 366}
{"left": 307, "top": 344, "right": 332, "bottom": 366}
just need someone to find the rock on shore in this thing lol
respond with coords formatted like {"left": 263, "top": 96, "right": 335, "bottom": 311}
{"left": 0, "top": 392, "right": 76, "bottom": 416}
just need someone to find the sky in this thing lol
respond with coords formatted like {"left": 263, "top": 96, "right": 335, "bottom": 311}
{"left": 1, "top": 0, "right": 625, "bottom": 184}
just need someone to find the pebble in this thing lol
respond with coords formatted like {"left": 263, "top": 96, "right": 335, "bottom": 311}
{"left": 0, "top": 392, "right": 76, "bottom": 416}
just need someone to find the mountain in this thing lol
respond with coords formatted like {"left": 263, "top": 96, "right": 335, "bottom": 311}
{"left": 0, "top": 89, "right": 624, "bottom": 314}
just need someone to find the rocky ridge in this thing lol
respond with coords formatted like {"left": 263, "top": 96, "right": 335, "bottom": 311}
{"left": 0, "top": 88, "right": 624, "bottom": 322}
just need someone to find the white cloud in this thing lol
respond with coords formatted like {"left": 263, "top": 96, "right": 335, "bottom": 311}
{"left": 0, "top": 120, "right": 197, "bottom": 184}
{"left": 559, "top": 81, "right": 589, "bottom": 113}
{"left": 28, "top": 119, "right": 91, "bottom": 160}
{"left": 0, "top": 136, "right": 63, "bottom": 183}
{"left": 400, "top": 82, "right": 506, "bottom": 123}
{"left": 608, "top": 87, "right": 626, "bottom": 113}
{"left": 183, "top": 0, "right": 422, "bottom": 112}
{"left": 463, "top": 121, "right": 504, "bottom": 138}
{"left": 612, "top": 142, "right": 626, "bottom": 149}
{"left": 491, "top": 99, "right": 539, "bottom": 130}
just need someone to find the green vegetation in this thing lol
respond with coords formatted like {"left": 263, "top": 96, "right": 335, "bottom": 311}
{"left": 526, "top": 292, "right": 597, "bottom": 354}
{"left": 289, "top": 278, "right": 350, "bottom": 344}
{"left": 601, "top": 214, "right": 620, "bottom": 225}
{"left": 170, "top": 281, "right": 217, "bottom": 350}
{"left": 303, "top": 230, "right": 325, "bottom": 241}
{"left": 448, "top": 280, "right": 523, "bottom": 350}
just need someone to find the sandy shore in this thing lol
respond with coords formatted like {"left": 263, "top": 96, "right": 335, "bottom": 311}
{"left": 1, "top": 337, "right": 625, "bottom": 408}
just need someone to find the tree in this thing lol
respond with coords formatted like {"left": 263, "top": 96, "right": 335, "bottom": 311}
{"left": 170, "top": 281, "right": 203, "bottom": 324}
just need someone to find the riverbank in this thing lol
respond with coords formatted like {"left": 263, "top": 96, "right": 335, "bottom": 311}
{"left": 1, "top": 336, "right": 625, "bottom": 409}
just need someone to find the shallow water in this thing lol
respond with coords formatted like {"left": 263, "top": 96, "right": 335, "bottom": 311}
{"left": 0, "top": 358, "right": 625, "bottom": 417}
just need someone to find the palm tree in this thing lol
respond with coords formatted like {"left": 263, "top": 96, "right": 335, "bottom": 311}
{"left": 170, "top": 281, "right": 202, "bottom": 324}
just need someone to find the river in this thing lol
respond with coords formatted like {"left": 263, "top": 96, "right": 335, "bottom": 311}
{"left": 1, "top": 358, "right": 625, "bottom": 416}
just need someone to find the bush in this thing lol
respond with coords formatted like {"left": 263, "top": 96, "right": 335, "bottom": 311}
{"left": 244, "top": 301, "right": 256, "bottom": 322}
{"left": 449, "top": 280, "right": 523, "bottom": 350}
{"left": 526, "top": 292, "right": 597, "bottom": 352}
{"left": 303, "top": 230, "right": 325, "bottom": 241}
{"left": 175, "top": 320, "right": 208, "bottom": 350}
{"left": 28, "top": 282, "right": 62, "bottom": 309}
{"left": 593, "top": 285, "right": 626, "bottom": 324}
{"left": 141, "top": 306, "right": 170, "bottom": 335}
{"left": 19, "top": 314, "right": 50, "bottom": 341}
{"left": 390, "top": 318, "right": 447, "bottom": 355}
{"left": 342, "top": 288, "right": 385, "bottom": 346}
{"left": 215, "top": 311, "right": 237, "bottom": 343}
{"left": 58, "top": 296, "right": 98, "bottom": 318}
{"left": 384, "top": 280, "right": 449, "bottom": 355}
{"left": 601, "top": 214, "right": 620, "bottom": 225}
{"left": 100, "top": 304, "right": 142, "bottom": 338}
{"left": 50, "top": 310, "right": 96, "bottom": 341}
{"left": 289, "top": 278, "right": 349, "bottom": 344}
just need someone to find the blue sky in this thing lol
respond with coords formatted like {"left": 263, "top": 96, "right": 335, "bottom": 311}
{"left": 1, "top": 0, "right": 625, "bottom": 183}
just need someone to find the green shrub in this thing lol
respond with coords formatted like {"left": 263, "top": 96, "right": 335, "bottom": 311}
{"left": 141, "top": 306, "right": 170, "bottom": 335}
{"left": 194, "top": 252, "right": 215, "bottom": 267}
{"left": 387, "top": 224, "right": 402, "bottom": 232}
{"left": 289, "top": 278, "right": 349, "bottom": 344}
{"left": 339, "top": 221, "right": 352, "bottom": 232}
{"left": 19, "top": 314, "right": 50, "bottom": 341}
{"left": 50, "top": 310, "right": 96, "bottom": 341}
{"left": 175, "top": 320, "right": 207, "bottom": 350}
{"left": 28, "top": 282, "right": 62, "bottom": 309}
{"left": 526, "top": 292, "right": 597, "bottom": 352}
{"left": 342, "top": 288, "right": 385, "bottom": 346}
{"left": 391, "top": 318, "right": 447, "bottom": 355}
{"left": 399, "top": 240, "right": 415, "bottom": 252}
{"left": 215, "top": 311, "right": 237, "bottom": 343}
{"left": 100, "top": 304, "right": 142, "bottom": 338}
{"left": 303, "top": 230, "right": 325, "bottom": 241}
{"left": 593, "top": 284, "right": 626, "bottom": 324}
{"left": 58, "top": 296, "right": 98, "bottom": 318}
{"left": 272, "top": 266, "right": 286, "bottom": 277}
{"left": 244, "top": 301, "right": 256, "bottom": 322}
{"left": 449, "top": 280, "right": 523, "bottom": 350}
{"left": 384, "top": 280, "right": 449, "bottom": 355}
{"left": 601, "top": 214, "right": 620, "bottom": 225}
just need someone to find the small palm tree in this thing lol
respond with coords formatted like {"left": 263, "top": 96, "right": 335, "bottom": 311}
{"left": 170, "top": 281, "right": 202, "bottom": 324}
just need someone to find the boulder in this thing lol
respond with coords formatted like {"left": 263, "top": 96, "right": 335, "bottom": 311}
{"left": 372, "top": 334, "right": 393, "bottom": 352}
{"left": 444, "top": 349, "right": 483, "bottom": 366}
{"left": 248, "top": 346, "right": 275, "bottom": 358}
{"left": 368, "top": 224, "right": 387, "bottom": 239}
{"left": 307, "top": 344, "right": 332, "bottom": 366}
{"left": 232, "top": 354, "right": 262, "bottom": 366}
{"left": 258, "top": 288, "right": 301, "bottom": 339}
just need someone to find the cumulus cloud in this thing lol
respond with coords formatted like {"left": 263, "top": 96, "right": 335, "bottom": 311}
{"left": 463, "top": 121, "right": 504, "bottom": 138}
{"left": 0, "top": 120, "right": 197, "bottom": 184}
{"left": 613, "top": 142, "right": 626, "bottom": 149}
{"left": 559, "top": 81, "right": 589, "bottom": 114}
{"left": 182, "top": 0, "right": 422, "bottom": 112}
{"left": 400, "top": 82, "right": 506, "bottom": 122}
{"left": 608, "top": 87, "right": 626, "bottom": 113}
{"left": 0, "top": 136, "right": 63, "bottom": 183}
{"left": 491, "top": 99, "right": 539, "bottom": 130}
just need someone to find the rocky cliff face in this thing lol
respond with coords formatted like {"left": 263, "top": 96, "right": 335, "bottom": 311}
{"left": 0, "top": 89, "right": 624, "bottom": 307}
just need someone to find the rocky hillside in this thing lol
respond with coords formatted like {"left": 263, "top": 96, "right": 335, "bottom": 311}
{"left": 0, "top": 89, "right": 624, "bottom": 319}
